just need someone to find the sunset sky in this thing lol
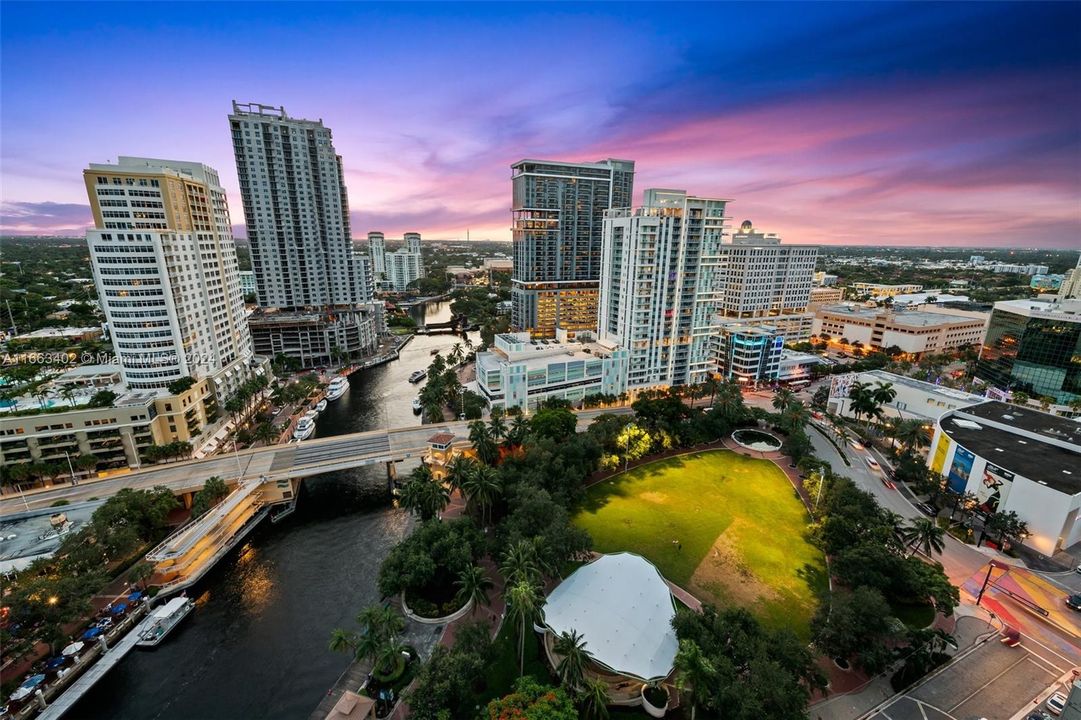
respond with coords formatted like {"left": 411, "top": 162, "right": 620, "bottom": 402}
{"left": 1, "top": 2, "right": 1079, "bottom": 247}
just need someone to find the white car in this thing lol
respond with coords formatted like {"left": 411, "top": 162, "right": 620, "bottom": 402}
{"left": 865, "top": 456, "right": 881, "bottom": 472}
{"left": 849, "top": 438, "right": 864, "bottom": 451}
{"left": 1047, "top": 692, "right": 1067, "bottom": 716}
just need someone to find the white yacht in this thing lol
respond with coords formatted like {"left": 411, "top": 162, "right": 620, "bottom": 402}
{"left": 325, "top": 376, "right": 349, "bottom": 401}
{"left": 412, "top": 397, "right": 422, "bottom": 414}
{"left": 314, "top": 399, "right": 328, "bottom": 414}
{"left": 137, "top": 596, "right": 194, "bottom": 648}
{"left": 408, "top": 370, "right": 427, "bottom": 384}
{"left": 293, "top": 414, "right": 317, "bottom": 441}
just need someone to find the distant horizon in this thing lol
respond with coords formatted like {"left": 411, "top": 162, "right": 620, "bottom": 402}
{"left": 1, "top": 2, "right": 1079, "bottom": 249}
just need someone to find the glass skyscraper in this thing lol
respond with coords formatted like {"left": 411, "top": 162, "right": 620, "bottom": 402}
{"left": 976, "top": 299, "right": 1081, "bottom": 403}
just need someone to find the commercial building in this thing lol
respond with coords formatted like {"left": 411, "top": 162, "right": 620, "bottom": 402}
{"left": 84, "top": 157, "right": 253, "bottom": 399}
{"left": 809, "top": 287, "right": 845, "bottom": 307}
{"left": 975, "top": 299, "right": 1081, "bottom": 403}
{"left": 812, "top": 304, "right": 987, "bottom": 355}
{"left": 474, "top": 331, "right": 628, "bottom": 411}
{"left": 929, "top": 401, "right": 1081, "bottom": 556}
{"left": 9, "top": 327, "right": 103, "bottom": 344}
{"left": 992, "top": 263, "right": 1049, "bottom": 276}
{"left": 600, "top": 189, "right": 730, "bottom": 388}
{"left": 511, "top": 158, "right": 635, "bottom": 337}
{"left": 229, "top": 102, "right": 382, "bottom": 366}
{"left": 828, "top": 370, "right": 984, "bottom": 423}
{"left": 777, "top": 350, "right": 828, "bottom": 383}
{"left": 851, "top": 283, "right": 924, "bottom": 298}
{"left": 709, "top": 321, "right": 784, "bottom": 385}
{"left": 813, "top": 271, "right": 838, "bottom": 286}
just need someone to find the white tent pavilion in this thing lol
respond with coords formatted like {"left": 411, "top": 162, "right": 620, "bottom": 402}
{"left": 540, "top": 552, "right": 678, "bottom": 682}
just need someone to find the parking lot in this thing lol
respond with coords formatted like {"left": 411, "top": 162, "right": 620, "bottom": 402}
{"left": 867, "top": 633, "right": 1071, "bottom": 720}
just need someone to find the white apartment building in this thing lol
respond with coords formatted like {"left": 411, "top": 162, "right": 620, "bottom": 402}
{"left": 368, "top": 231, "right": 387, "bottom": 275}
{"left": 600, "top": 189, "right": 730, "bottom": 388}
{"left": 405, "top": 231, "right": 422, "bottom": 255}
{"left": 229, "top": 102, "right": 381, "bottom": 366}
{"left": 84, "top": 157, "right": 252, "bottom": 396}
{"left": 238, "top": 270, "right": 256, "bottom": 296}
{"left": 992, "top": 263, "right": 1049, "bottom": 276}
{"left": 851, "top": 283, "right": 924, "bottom": 297}
{"left": 475, "top": 332, "right": 628, "bottom": 411}
{"left": 385, "top": 249, "right": 424, "bottom": 292}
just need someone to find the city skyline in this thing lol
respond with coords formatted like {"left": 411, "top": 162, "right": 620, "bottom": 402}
{"left": 1, "top": 2, "right": 1079, "bottom": 248}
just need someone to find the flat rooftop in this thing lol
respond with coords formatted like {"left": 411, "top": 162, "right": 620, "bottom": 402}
{"left": 818, "top": 305, "right": 984, "bottom": 328}
{"left": 860, "top": 370, "right": 984, "bottom": 403}
{"left": 940, "top": 401, "right": 1081, "bottom": 495}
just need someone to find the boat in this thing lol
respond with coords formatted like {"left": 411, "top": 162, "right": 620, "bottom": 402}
{"left": 314, "top": 399, "right": 328, "bottom": 414}
{"left": 292, "top": 415, "right": 316, "bottom": 441}
{"left": 325, "top": 376, "right": 349, "bottom": 401}
{"left": 408, "top": 370, "right": 427, "bottom": 384}
{"left": 412, "top": 397, "right": 422, "bottom": 414}
{"left": 137, "top": 596, "right": 194, "bottom": 647}
{"left": 430, "top": 348, "right": 440, "bottom": 356}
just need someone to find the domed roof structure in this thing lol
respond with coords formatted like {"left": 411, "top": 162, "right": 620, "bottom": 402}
{"left": 540, "top": 552, "right": 678, "bottom": 682}
{"left": 740, "top": 219, "right": 754, "bottom": 232}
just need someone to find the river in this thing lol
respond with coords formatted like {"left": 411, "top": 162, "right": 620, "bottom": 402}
{"left": 70, "top": 301, "right": 477, "bottom": 720}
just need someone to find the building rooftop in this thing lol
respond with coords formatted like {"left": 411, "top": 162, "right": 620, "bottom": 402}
{"left": 992, "top": 299, "right": 1081, "bottom": 318}
{"left": 858, "top": 370, "right": 984, "bottom": 403}
{"left": 940, "top": 401, "right": 1081, "bottom": 495}
{"left": 817, "top": 304, "right": 983, "bottom": 328}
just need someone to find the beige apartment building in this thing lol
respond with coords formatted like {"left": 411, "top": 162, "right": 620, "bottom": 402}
{"left": 809, "top": 287, "right": 845, "bottom": 306}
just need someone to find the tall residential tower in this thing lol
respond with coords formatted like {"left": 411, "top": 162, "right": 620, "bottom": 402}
{"left": 85, "top": 157, "right": 252, "bottom": 397}
{"left": 511, "top": 158, "right": 634, "bottom": 338}
{"left": 229, "top": 102, "right": 381, "bottom": 366}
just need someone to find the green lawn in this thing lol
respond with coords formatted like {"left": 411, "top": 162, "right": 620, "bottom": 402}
{"left": 477, "top": 619, "right": 550, "bottom": 706}
{"left": 575, "top": 450, "right": 827, "bottom": 640}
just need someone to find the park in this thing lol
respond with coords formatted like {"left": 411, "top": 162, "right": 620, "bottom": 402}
{"left": 574, "top": 449, "right": 828, "bottom": 640}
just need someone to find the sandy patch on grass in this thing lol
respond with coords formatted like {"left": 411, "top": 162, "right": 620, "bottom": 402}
{"left": 639, "top": 491, "right": 671, "bottom": 505}
{"left": 687, "top": 520, "right": 780, "bottom": 609}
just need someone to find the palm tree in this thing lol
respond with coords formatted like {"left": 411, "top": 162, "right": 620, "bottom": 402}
{"left": 469, "top": 420, "right": 499, "bottom": 465}
{"left": 449, "top": 342, "right": 465, "bottom": 366}
{"left": 779, "top": 400, "right": 810, "bottom": 434}
{"left": 505, "top": 579, "right": 540, "bottom": 677}
{"left": 253, "top": 422, "right": 279, "bottom": 446}
{"left": 461, "top": 462, "right": 500, "bottom": 525}
{"left": 397, "top": 464, "right": 450, "bottom": 521}
{"left": 454, "top": 564, "right": 493, "bottom": 609}
{"left": 881, "top": 510, "right": 907, "bottom": 552}
{"left": 59, "top": 386, "right": 78, "bottom": 407}
{"left": 712, "top": 379, "right": 745, "bottom": 424}
{"left": 506, "top": 413, "right": 530, "bottom": 446}
{"left": 501, "top": 539, "right": 542, "bottom": 588}
{"left": 488, "top": 413, "right": 508, "bottom": 442}
{"left": 673, "top": 639, "right": 716, "bottom": 720}
{"left": 577, "top": 678, "right": 610, "bottom": 720}
{"left": 445, "top": 454, "right": 477, "bottom": 494}
{"left": 772, "top": 388, "right": 796, "bottom": 413}
{"left": 901, "top": 517, "right": 946, "bottom": 557}
{"left": 893, "top": 418, "right": 930, "bottom": 454}
{"left": 419, "top": 383, "right": 445, "bottom": 424}
{"left": 328, "top": 627, "right": 356, "bottom": 654}
{"left": 553, "top": 629, "right": 590, "bottom": 692}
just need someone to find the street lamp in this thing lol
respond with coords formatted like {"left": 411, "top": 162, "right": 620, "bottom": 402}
{"left": 64, "top": 450, "right": 77, "bottom": 486}
{"left": 232, "top": 438, "right": 244, "bottom": 479}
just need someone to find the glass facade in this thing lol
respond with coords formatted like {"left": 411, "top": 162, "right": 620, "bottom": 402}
{"left": 976, "top": 307, "right": 1081, "bottom": 403}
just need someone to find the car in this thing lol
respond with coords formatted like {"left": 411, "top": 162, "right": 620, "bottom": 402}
{"left": 1028, "top": 712, "right": 1053, "bottom": 720}
{"left": 849, "top": 438, "right": 864, "bottom": 451}
{"left": 1066, "top": 594, "right": 1081, "bottom": 611}
{"left": 914, "top": 502, "right": 938, "bottom": 517}
{"left": 865, "top": 456, "right": 881, "bottom": 472}
{"left": 1047, "top": 692, "right": 1067, "bottom": 715}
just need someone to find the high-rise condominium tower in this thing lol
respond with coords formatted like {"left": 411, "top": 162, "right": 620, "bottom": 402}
{"left": 405, "top": 231, "right": 422, "bottom": 255}
{"left": 229, "top": 102, "right": 381, "bottom": 366}
{"left": 600, "top": 189, "right": 730, "bottom": 387}
{"left": 368, "top": 231, "right": 386, "bottom": 276}
{"left": 85, "top": 157, "right": 252, "bottom": 395}
{"left": 511, "top": 158, "right": 634, "bottom": 337}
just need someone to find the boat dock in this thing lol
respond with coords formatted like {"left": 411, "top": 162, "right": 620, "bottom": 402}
{"left": 31, "top": 605, "right": 152, "bottom": 720}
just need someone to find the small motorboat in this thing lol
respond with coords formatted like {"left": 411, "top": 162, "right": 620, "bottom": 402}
{"left": 408, "top": 370, "right": 427, "bottom": 384}
{"left": 430, "top": 348, "right": 440, "bottom": 356}
{"left": 412, "top": 397, "right": 422, "bottom": 414}
{"left": 314, "top": 399, "right": 328, "bottom": 414}
{"left": 325, "top": 376, "right": 349, "bottom": 401}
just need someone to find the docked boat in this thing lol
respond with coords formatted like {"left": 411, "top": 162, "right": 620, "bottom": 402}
{"left": 430, "top": 348, "right": 440, "bottom": 356}
{"left": 408, "top": 370, "right": 427, "bottom": 384}
{"left": 314, "top": 399, "right": 328, "bottom": 414}
{"left": 137, "top": 596, "right": 194, "bottom": 648}
{"left": 412, "top": 397, "right": 422, "bottom": 414}
{"left": 293, "top": 414, "right": 316, "bottom": 441}
{"left": 325, "top": 376, "right": 349, "bottom": 401}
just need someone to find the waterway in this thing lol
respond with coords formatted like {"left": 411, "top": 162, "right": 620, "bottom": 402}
{"left": 70, "top": 301, "right": 477, "bottom": 720}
